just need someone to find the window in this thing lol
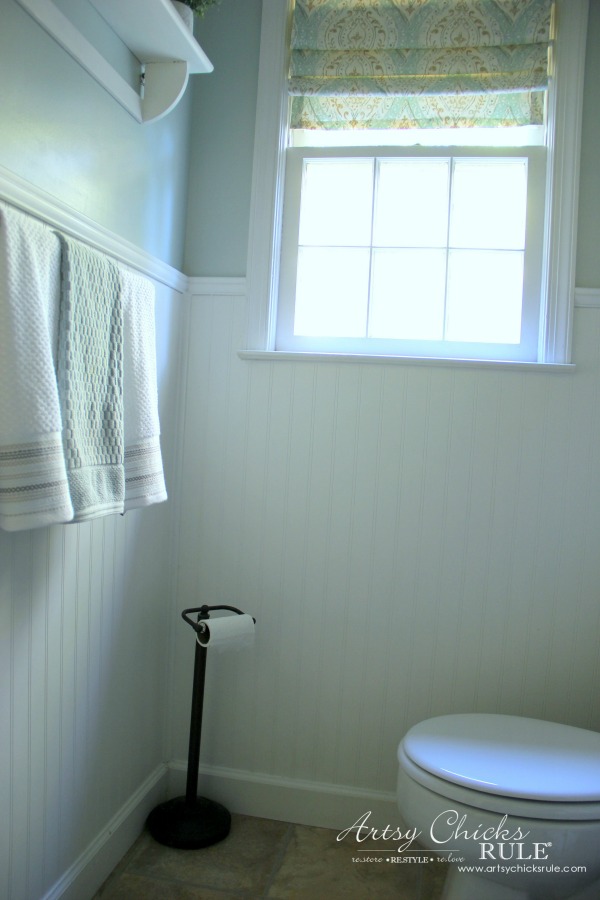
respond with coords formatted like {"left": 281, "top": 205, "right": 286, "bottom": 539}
{"left": 244, "top": 0, "right": 589, "bottom": 367}
{"left": 278, "top": 150, "right": 545, "bottom": 361}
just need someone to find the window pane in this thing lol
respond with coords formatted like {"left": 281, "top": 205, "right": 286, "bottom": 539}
{"left": 294, "top": 247, "right": 369, "bottom": 337}
{"left": 450, "top": 159, "right": 527, "bottom": 250}
{"left": 369, "top": 249, "right": 447, "bottom": 340}
{"left": 446, "top": 250, "right": 524, "bottom": 344}
{"left": 374, "top": 160, "right": 450, "bottom": 248}
{"left": 299, "top": 160, "right": 374, "bottom": 247}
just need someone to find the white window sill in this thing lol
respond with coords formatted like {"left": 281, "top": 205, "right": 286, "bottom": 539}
{"left": 238, "top": 351, "right": 575, "bottom": 372}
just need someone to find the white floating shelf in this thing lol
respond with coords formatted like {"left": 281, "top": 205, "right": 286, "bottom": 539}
{"left": 88, "top": 0, "right": 213, "bottom": 73}
{"left": 15, "top": 0, "right": 213, "bottom": 123}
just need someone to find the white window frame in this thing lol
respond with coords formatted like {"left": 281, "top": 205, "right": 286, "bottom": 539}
{"left": 278, "top": 148, "right": 546, "bottom": 361}
{"left": 243, "top": 0, "right": 589, "bottom": 368}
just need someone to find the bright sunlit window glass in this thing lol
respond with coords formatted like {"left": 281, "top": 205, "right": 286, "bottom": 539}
{"left": 446, "top": 249, "right": 525, "bottom": 343}
{"left": 292, "top": 156, "right": 529, "bottom": 346}
{"left": 450, "top": 159, "right": 528, "bottom": 249}
{"left": 298, "top": 160, "right": 373, "bottom": 247}
{"left": 295, "top": 246, "right": 370, "bottom": 336}
{"left": 374, "top": 160, "right": 450, "bottom": 247}
{"left": 369, "top": 249, "right": 447, "bottom": 340}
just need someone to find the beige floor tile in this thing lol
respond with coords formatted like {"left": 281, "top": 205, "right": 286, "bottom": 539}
{"left": 97, "top": 872, "right": 242, "bottom": 899}
{"left": 124, "top": 815, "right": 291, "bottom": 895}
{"left": 265, "top": 824, "right": 422, "bottom": 900}
{"left": 94, "top": 814, "right": 450, "bottom": 900}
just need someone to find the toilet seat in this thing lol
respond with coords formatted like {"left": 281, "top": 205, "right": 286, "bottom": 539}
{"left": 399, "top": 714, "right": 600, "bottom": 821}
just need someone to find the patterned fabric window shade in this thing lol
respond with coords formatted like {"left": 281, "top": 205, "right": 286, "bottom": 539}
{"left": 289, "top": 0, "right": 554, "bottom": 129}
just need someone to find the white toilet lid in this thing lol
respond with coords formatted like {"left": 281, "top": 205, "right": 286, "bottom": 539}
{"left": 402, "top": 714, "right": 600, "bottom": 801}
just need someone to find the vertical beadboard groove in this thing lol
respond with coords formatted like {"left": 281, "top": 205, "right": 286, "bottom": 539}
{"left": 25, "top": 537, "right": 32, "bottom": 900}
{"left": 497, "top": 376, "right": 523, "bottom": 709}
{"left": 270, "top": 365, "right": 297, "bottom": 776}
{"left": 442, "top": 370, "right": 471, "bottom": 713}
{"left": 41, "top": 532, "right": 50, "bottom": 897}
{"left": 290, "top": 362, "right": 319, "bottom": 780}
{"left": 0, "top": 538, "right": 10, "bottom": 899}
{"left": 8, "top": 535, "right": 16, "bottom": 900}
{"left": 164, "top": 289, "right": 192, "bottom": 764}
{"left": 515, "top": 377, "right": 547, "bottom": 712}
{"left": 28, "top": 531, "right": 42, "bottom": 900}
{"left": 370, "top": 365, "right": 395, "bottom": 782}
{"left": 309, "top": 365, "right": 341, "bottom": 783}
{"left": 406, "top": 369, "right": 434, "bottom": 723}
{"left": 484, "top": 374, "right": 513, "bottom": 710}
{"left": 353, "top": 366, "right": 385, "bottom": 786}
{"left": 328, "top": 365, "right": 355, "bottom": 783}
{"left": 215, "top": 298, "right": 237, "bottom": 607}
{"left": 268, "top": 361, "right": 297, "bottom": 778}
{"left": 469, "top": 374, "right": 501, "bottom": 711}
{"left": 558, "top": 369, "right": 585, "bottom": 716}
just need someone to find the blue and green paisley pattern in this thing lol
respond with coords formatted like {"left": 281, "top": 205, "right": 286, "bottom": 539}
{"left": 289, "top": 0, "right": 553, "bottom": 128}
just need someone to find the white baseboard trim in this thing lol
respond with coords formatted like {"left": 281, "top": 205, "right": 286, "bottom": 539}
{"left": 41, "top": 761, "right": 398, "bottom": 900}
{"left": 167, "top": 760, "right": 398, "bottom": 832}
{"left": 42, "top": 764, "right": 168, "bottom": 900}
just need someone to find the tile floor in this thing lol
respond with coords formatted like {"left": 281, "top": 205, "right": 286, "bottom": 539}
{"left": 94, "top": 814, "right": 448, "bottom": 899}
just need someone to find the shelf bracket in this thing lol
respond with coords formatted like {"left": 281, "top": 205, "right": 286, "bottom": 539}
{"left": 141, "top": 61, "right": 189, "bottom": 123}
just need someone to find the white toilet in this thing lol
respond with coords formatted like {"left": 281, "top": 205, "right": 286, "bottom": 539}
{"left": 397, "top": 714, "right": 600, "bottom": 900}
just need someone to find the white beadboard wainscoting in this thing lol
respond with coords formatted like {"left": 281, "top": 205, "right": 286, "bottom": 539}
{"left": 3, "top": 250, "right": 600, "bottom": 899}
{"left": 169, "top": 278, "right": 600, "bottom": 830}
{"left": 0, "top": 179, "right": 190, "bottom": 900}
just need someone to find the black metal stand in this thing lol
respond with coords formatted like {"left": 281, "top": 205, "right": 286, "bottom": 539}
{"left": 147, "top": 605, "right": 251, "bottom": 849}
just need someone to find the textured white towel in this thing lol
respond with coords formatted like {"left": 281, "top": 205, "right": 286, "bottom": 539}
{"left": 57, "top": 235, "right": 125, "bottom": 521}
{"left": 0, "top": 202, "right": 74, "bottom": 531}
{"left": 121, "top": 267, "right": 167, "bottom": 510}
{"left": 1, "top": 203, "right": 166, "bottom": 530}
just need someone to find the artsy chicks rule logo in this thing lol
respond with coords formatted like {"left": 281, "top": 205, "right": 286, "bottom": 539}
{"left": 336, "top": 810, "right": 552, "bottom": 862}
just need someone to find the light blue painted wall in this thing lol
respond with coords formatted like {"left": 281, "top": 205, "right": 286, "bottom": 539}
{"left": 576, "top": 0, "right": 600, "bottom": 288}
{"left": 183, "top": 0, "right": 600, "bottom": 287}
{"left": 183, "top": 0, "right": 262, "bottom": 276}
{"left": 0, "top": 0, "right": 194, "bottom": 268}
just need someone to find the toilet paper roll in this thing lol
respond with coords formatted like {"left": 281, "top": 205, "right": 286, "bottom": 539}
{"left": 197, "top": 613, "right": 255, "bottom": 652}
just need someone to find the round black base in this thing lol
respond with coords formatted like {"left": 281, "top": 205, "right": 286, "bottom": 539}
{"left": 146, "top": 796, "right": 231, "bottom": 849}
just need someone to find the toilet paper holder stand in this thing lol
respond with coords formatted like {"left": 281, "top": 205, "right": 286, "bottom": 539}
{"left": 181, "top": 602, "right": 256, "bottom": 639}
{"left": 146, "top": 603, "right": 255, "bottom": 850}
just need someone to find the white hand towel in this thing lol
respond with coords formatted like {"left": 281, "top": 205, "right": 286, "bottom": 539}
{"left": 0, "top": 202, "right": 74, "bottom": 531}
{"left": 57, "top": 235, "right": 125, "bottom": 521}
{"left": 121, "top": 266, "right": 167, "bottom": 510}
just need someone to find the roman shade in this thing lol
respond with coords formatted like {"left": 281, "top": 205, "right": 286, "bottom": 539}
{"left": 289, "top": 0, "right": 554, "bottom": 129}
